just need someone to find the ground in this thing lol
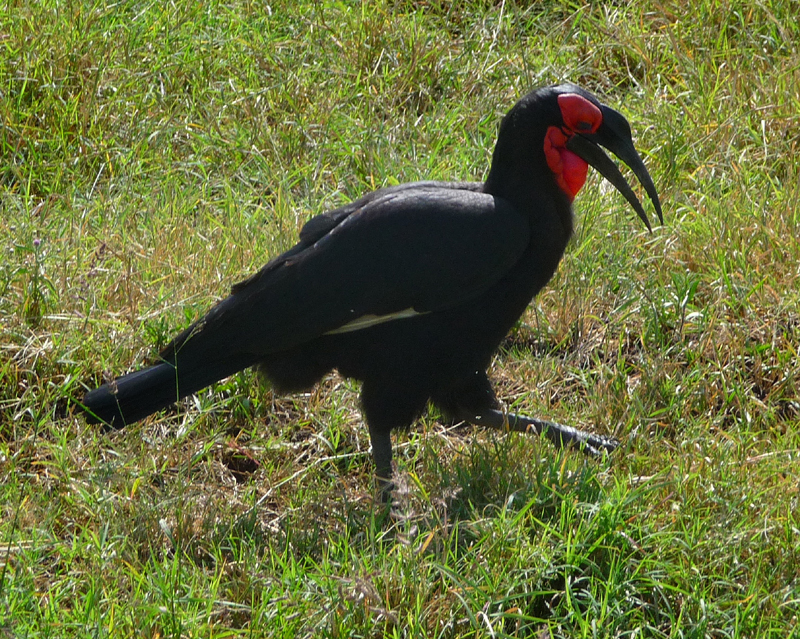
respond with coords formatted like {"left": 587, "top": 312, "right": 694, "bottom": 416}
{"left": 1, "top": 0, "right": 799, "bottom": 636}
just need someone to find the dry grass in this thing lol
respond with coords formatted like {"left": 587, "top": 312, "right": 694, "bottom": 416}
{"left": 2, "top": 0, "right": 799, "bottom": 636}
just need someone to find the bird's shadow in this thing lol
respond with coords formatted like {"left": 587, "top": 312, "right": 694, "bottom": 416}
{"left": 420, "top": 430, "right": 608, "bottom": 524}
{"left": 201, "top": 427, "right": 612, "bottom": 572}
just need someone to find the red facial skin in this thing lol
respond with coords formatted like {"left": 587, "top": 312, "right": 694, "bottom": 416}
{"left": 543, "top": 93, "right": 603, "bottom": 201}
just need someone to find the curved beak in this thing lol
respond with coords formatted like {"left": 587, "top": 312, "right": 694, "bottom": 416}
{"left": 566, "top": 106, "right": 663, "bottom": 232}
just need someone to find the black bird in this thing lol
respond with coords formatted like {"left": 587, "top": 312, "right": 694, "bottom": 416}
{"left": 82, "top": 83, "right": 662, "bottom": 491}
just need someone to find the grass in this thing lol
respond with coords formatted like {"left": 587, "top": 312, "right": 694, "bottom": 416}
{"left": 2, "top": 0, "right": 799, "bottom": 636}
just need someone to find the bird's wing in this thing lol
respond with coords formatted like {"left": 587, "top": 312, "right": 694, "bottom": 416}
{"left": 161, "top": 184, "right": 529, "bottom": 362}
{"left": 230, "top": 181, "right": 484, "bottom": 294}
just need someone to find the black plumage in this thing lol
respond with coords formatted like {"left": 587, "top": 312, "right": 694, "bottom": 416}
{"left": 82, "top": 83, "right": 662, "bottom": 491}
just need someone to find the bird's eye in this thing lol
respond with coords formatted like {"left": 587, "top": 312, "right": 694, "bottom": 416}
{"left": 558, "top": 93, "right": 602, "bottom": 134}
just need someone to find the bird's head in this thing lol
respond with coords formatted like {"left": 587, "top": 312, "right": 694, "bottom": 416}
{"left": 487, "top": 83, "right": 662, "bottom": 231}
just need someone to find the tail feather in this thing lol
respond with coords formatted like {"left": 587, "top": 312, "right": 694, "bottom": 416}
{"left": 83, "top": 364, "right": 181, "bottom": 428}
{"left": 83, "top": 285, "right": 266, "bottom": 429}
{"left": 82, "top": 354, "right": 257, "bottom": 429}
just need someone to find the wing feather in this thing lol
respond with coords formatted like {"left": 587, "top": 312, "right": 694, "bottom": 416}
{"left": 161, "top": 183, "right": 529, "bottom": 367}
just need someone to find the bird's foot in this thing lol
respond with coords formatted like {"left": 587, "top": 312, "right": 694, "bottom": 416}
{"left": 460, "top": 407, "right": 618, "bottom": 459}
{"left": 376, "top": 477, "right": 395, "bottom": 504}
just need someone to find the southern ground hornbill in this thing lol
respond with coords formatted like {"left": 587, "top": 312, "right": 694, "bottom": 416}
{"left": 82, "top": 83, "right": 662, "bottom": 492}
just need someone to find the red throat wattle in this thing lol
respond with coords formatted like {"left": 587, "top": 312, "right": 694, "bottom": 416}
{"left": 543, "top": 93, "right": 603, "bottom": 201}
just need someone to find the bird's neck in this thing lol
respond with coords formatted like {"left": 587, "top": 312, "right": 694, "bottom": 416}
{"left": 483, "top": 161, "right": 574, "bottom": 249}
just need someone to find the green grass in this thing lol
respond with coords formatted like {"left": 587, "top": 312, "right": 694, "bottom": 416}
{"left": 2, "top": 0, "right": 799, "bottom": 636}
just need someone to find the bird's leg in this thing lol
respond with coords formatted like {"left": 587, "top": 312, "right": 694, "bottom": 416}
{"left": 368, "top": 424, "right": 394, "bottom": 500}
{"left": 457, "top": 407, "right": 618, "bottom": 458}
{"left": 362, "top": 382, "right": 430, "bottom": 502}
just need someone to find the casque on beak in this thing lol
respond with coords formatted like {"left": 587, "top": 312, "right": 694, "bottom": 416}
{"left": 566, "top": 105, "right": 663, "bottom": 231}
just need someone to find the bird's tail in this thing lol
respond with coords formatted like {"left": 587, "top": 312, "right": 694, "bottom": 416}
{"left": 82, "top": 354, "right": 256, "bottom": 429}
